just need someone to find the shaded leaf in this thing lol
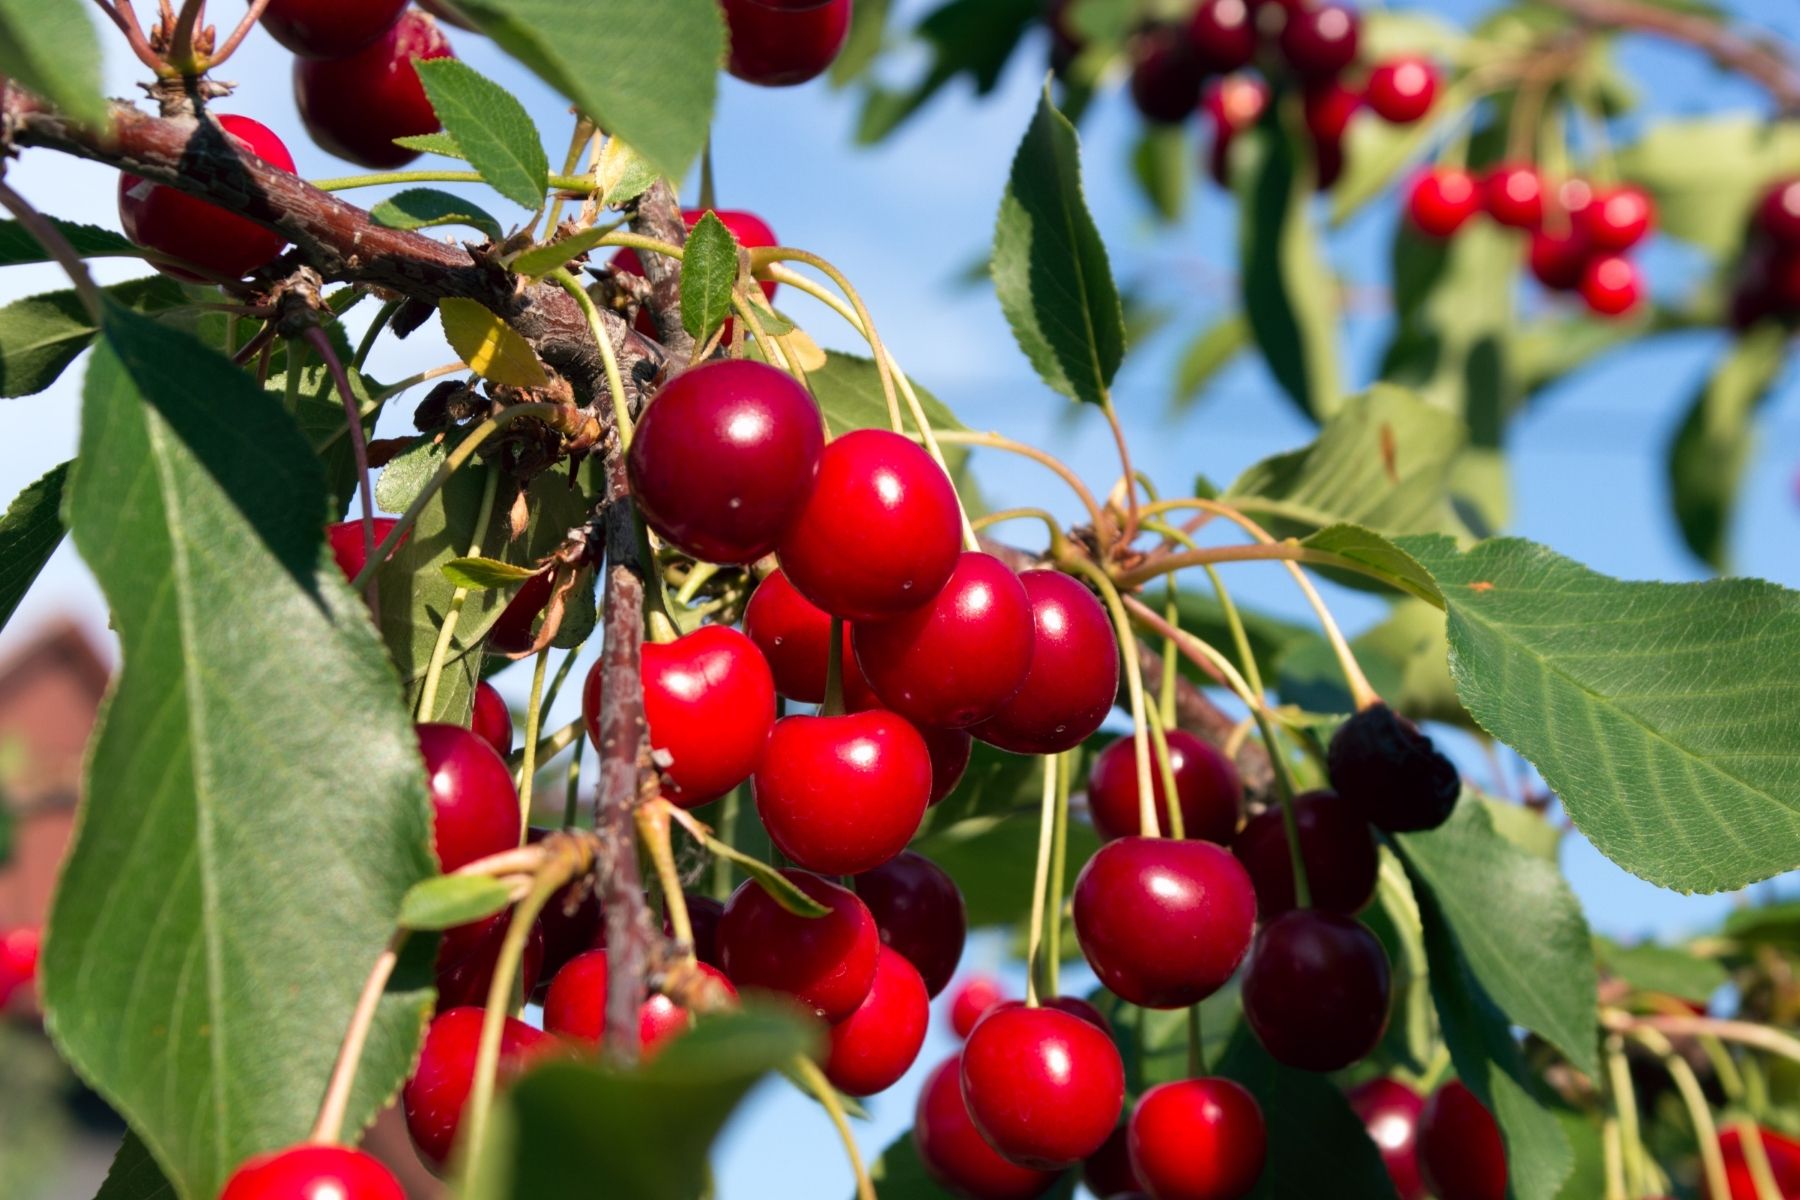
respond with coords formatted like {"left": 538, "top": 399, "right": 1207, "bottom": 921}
{"left": 439, "top": 298, "right": 549, "bottom": 388}
{"left": 1594, "top": 937, "right": 1727, "bottom": 1004}
{"left": 1616, "top": 117, "right": 1800, "bottom": 256}
{"left": 681, "top": 211, "right": 739, "bottom": 343}
{"left": 370, "top": 189, "right": 504, "bottom": 241}
{"left": 0, "top": 275, "right": 185, "bottom": 398}
{"left": 0, "top": 460, "right": 69, "bottom": 635}
{"left": 400, "top": 875, "right": 513, "bottom": 931}
{"left": 595, "top": 137, "right": 659, "bottom": 209}
{"left": 829, "top": 0, "right": 892, "bottom": 87}
{"left": 863, "top": 1128, "right": 1077, "bottom": 1200}
{"left": 1170, "top": 312, "right": 1250, "bottom": 415}
{"left": 1301, "top": 524, "right": 1442, "bottom": 604}
{"left": 0, "top": 0, "right": 107, "bottom": 129}
{"left": 1131, "top": 123, "right": 1191, "bottom": 224}
{"left": 94, "top": 1131, "right": 176, "bottom": 1200}
{"left": 854, "top": 0, "right": 1040, "bottom": 144}
{"left": 511, "top": 228, "right": 620, "bottom": 279}
{"left": 392, "top": 131, "right": 470, "bottom": 161}
{"left": 377, "top": 436, "right": 448, "bottom": 514}
{"left": 0, "top": 218, "right": 135, "bottom": 266}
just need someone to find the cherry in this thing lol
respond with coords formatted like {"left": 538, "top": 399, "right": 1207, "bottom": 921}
{"left": 325, "top": 516, "right": 401, "bottom": 583}
{"left": 718, "top": 871, "right": 880, "bottom": 1021}
{"left": 0, "top": 926, "right": 39, "bottom": 1006}
{"left": 1757, "top": 179, "right": 1800, "bottom": 247}
{"left": 1406, "top": 168, "right": 1481, "bottom": 238}
{"left": 1279, "top": 4, "right": 1359, "bottom": 79}
{"left": 754, "top": 710, "right": 931, "bottom": 874}
{"left": 543, "top": 949, "right": 736, "bottom": 1058}
{"left": 1347, "top": 1077, "right": 1427, "bottom": 1200}
{"left": 1711, "top": 1126, "right": 1800, "bottom": 1200}
{"left": 1188, "top": 0, "right": 1256, "bottom": 73}
{"left": 1130, "top": 26, "right": 1207, "bottom": 124}
{"left": 1083, "top": 1125, "right": 1145, "bottom": 1199}
{"left": 1043, "top": 994, "right": 1112, "bottom": 1035}
{"left": 294, "top": 10, "right": 453, "bottom": 170}
{"left": 1241, "top": 909, "right": 1390, "bottom": 1071}
{"left": 1528, "top": 227, "right": 1591, "bottom": 292}
{"left": 1231, "top": 789, "right": 1378, "bottom": 917}
{"left": 914, "top": 1053, "right": 1063, "bottom": 1200}
{"left": 1303, "top": 80, "right": 1360, "bottom": 144}
{"left": 1580, "top": 253, "right": 1645, "bottom": 317}
{"left": 949, "top": 974, "right": 1008, "bottom": 1039}
{"left": 825, "top": 946, "right": 931, "bottom": 1096}
{"left": 525, "top": 827, "right": 602, "bottom": 983}
{"left": 220, "top": 1145, "right": 404, "bottom": 1200}
{"left": 1417, "top": 1081, "right": 1507, "bottom": 1200}
{"left": 722, "top": 0, "right": 853, "bottom": 87}
{"left": 469, "top": 680, "right": 513, "bottom": 758}
{"left": 1071, "top": 837, "right": 1257, "bottom": 1009}
{"left": 1579, "top": 184, "right": 1655, "bottom": 252}
{"left": 1087, "top": 730, "right": 1241, "bottom": 844}
{"left": 434, "top": 910, "right": 543, "bottom": 1012}
{"left": 742, "top": 568, "right": 872, "bottom": 704}
{"left": 1766, "top": 247, "right": 1800, "bottom": 313}
{"left": 585, "top": 625, "right": 775, "bottom": 808}
{"left": 403, "top": 1006, "right": 554, "bottom": 1166}
{"left": 1129, "top": 1077, "right": 1266, "bottom": 1200}
{"left": 853, "top": 850, "right": 967, "bottom": 998}
{"left": 628, "top": 359, "right": 825, "bottom": 565}
{"left": 1204, "top": 75, "right": 1271, "bottom": 188}
{"left": 681, "top": 894, "right": 726, "bottom": 969}
{"left": 261, "top": 0, "right": 408, "bottom": 57}
{"left": 961, "top": 1003, "right": 1125, "bottom": 1168}
{"left": 484, "top": 571, "right": 554, "bottom": 657}
{"left": 853, "top": 552, "right": 1035, "bottom": 729}
{"left": 1327, "top": 703, "right": 1460, "bottom": 832}
{"left": 1365, "top": 56, "right": 1439, "bottom": 124}
{"left": 1484, "top": 163, "right": 1546, "bottom": 230}
{"left": 777, "top": 429, "right": 963, "bottom": 622}
{"left": 416, "top": 723, "right": 521, "bottom": 872}
{"left": 976, "top": 570, "right": 1118, "bottom": 754}
{"left": 919, "top": 723, "right": 975, "bottom": 805}
{"left": 119, "top": 114, "right": 295, "bottom": 283}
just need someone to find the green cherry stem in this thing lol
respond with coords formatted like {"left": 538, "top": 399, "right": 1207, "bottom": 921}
{"left": 517, "top": 647, "right": 551, "bottom": 836}
{"left": 1629, "top": 1026, "right": 1730, "bottom": 1200}
{"left": 0, "top": 179, "right": 105, "bottom": 322}
{"left": 1732, "top": 1117, "right": 1787, "bottom": 1200}
{"left": 1064, "top": 557, "right": 1158, "bottom": 838}
{"left": 1046, "top": 748, "right": 1072, "bottom": 1000}
{"left": 1144, "top": 706, "right": 1188, "bottom": 840}
{"left": 416, "top": 465, "right": 500, "bottom": 720}
{"left": 510, "top": 716, "right": 583, "bottom": 781}
{"left": 548, "top": 267, "right": 633, "bottom": 450}
{"left": 539, "top": 644, "right": 584, "bottom": 721}
{"left": 464, "top": 876, "right": 559, "bottom": 1169}
{"left": 822, "top": 617, "right": 847, "bottom": 717}
{"left": 1605, "top": 1034, "right": 1650, "bottom": 1200}
{"left": 1024, "top": 752, "right": 1059, "bottom": 1006}
{"left": 351, "top": 299, "right": 400, "bottom": 371}
{"left": 1251, "top": 705, "right": 1313, "bottom": 910}
{"left": 309, "top": 930, "right": 408, "bottom": 1145}
{"left": 792, "top": 1055, "right": 876, "bottom": 1200}
{"left": 638, "top": 799, "right": 695, "bottom": 954}
{"left": 927, "top": 430, "right": 1109, "bottom": 552}
{"left": 311, "top": 169, "right": 596, "bottom": 193}
{"left": 1187, "top": 1004, "right": 1204, "bottom": 1078}
{"left": 562, "top": 738, "right": 585, "bottom": 830}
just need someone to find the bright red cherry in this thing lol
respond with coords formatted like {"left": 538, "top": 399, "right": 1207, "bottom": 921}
{"left": 853, "top": 552, "right": 1034, "bottom": 729}
{"left": 294, "top": 10, "right": 453, "bottom": 169}
{"left": 1757, "top": 179, "right": 1800, "bottom": 247}
{"left": 1188, "top": 0, "right": 1255, "bottom": 72}
{"left": 853, "top": 851, "right": 967, "bottom": 998}
{"left": 1204, "top": 75, "right": 1271, "bottom": 188}
{"left": 1580, "top": 253, "right": 1644, "bottom": 317}
{"left": 1709, "top": 1126, "right": 1800, "bottom": 1200}
{"left": 1579, "top": 184, "right": 1655, "bottom": 252}
{"left": 976, "top": 570, "right": 1119, "bottom": 755}
{"left": 1485, "top": 163, "right": 1546, "bottom": 229}
{"left": 1241, "top": 910, "right": 1390, "bottom": 1071}
{"left": 1279, "top": 3, "right": 1359, "bottom": 79}
{"left": 261, "top": 0, "right": 408, "bottom": 57}
{"left": 119, "top": 114, "right": 295, "bottom": 283}
{"left": 1365, "top": 56, "right": 1438, "bottom": 124}
{"left": 403, "top": 1006, "right": 553, "bottom": 1166}
{"left": 1087, "top": 730, "right": 1241, "bottom": 844}
{"left": 949, "top": 974, "right": 1008, "bottom": 1039}
{"left": 744, "top": 568, "right": 850, "bottom": 703}
{"left": 1406, "top": 168, "right": 1481, "bottom": 238}
{"left": 718, "top": 871, "right": 880, "bottom": 1021}
{"left": 628, "top": 359, "right": 825, "bottom": 565}
{"left": 1528, "top": 226, "right": 1591, "bottom": 291}
{"left": 1083, "top": 1125, "right": 1145, "bottom": 1199}
{"left": 1130, "top": 25, "right": 1207, "bottom": 124}
{"left": 543, "top": 949, "right": 736, "bottom": 1058}
{"left": 485, "top": 571, "right": 554, "bottom": 657}
{"left": 915, "top": 1053, "right": 1063, "bottom": 1200}
{"left": 469, "top": 680, "right": 513, "bottom": 758}
{"left": 416, "top": 722, "right": 521, "bottom": 872}
{"left": 1417, "top": 1081, "right": 1508, "bottom": 1200}
{"left": 777, "top": 429, "right": 963, "bottom": 622}
{"left": 722, "top": 0, "right": 852, "bottom": 86}
{"left": 0, "top": 926, "right": 40, "bottom": 1006}
{"left": 1348, "top": 1077, "right": 1428, "bottom": 1200}
{"left": 960, "top": 1003, "right": 1125, "bottom": 1168}
{"left": 221, "top": 1145, "right": 404, "bottom": 1200}
{"left": 1231, "top": 790, "right": 1378, "bottom": 917}
{"left": 1072, "top": 837, "right": 1256, "bottom": 1009}
{"left": 325, "top": 516, "right": 402, "bottom": 583}
{"left": 754, "top": 711, "right": 931, "bottom": 874}
{"left": 434, "top": 910, "right": 543, "bottom": 1012}
{"left": 825, "top": 946, "right": 931, "bottom": 1096}
{"left": 1129, "top": 1077, "right": 1266, "bottom": 1200}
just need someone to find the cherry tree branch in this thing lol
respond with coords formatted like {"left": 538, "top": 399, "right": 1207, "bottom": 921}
{"left": 1546, "top": 0, "right": 1800, "bottom": 112}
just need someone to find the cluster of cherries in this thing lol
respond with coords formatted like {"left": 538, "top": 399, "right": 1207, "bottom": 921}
{"left": 1729, "top": 177, "right": 1800, "bottom": 329}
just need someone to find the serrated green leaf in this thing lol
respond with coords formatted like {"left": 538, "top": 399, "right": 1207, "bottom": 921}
{"left": 0, "top": 0, "right": 107, "bottom": 129}
{"left": 911, "top": 802, "right": 1101, "bottom": 929}
{"left": 1362, "top": 847, "right": 1434, "bottom": 1072}
{"left": 375, "top": 435, "right": 448, "bottom": 514}
{"left": 853, "top": 0, "right": 1040, "bottom": 144}
{"left": 805, "top": 351, "right": 972, "bottom": 479}
{"left": 1302, "top": 524, "right": 1442, "bottom": 604}
{"left": 0, "top": 460, "right": 68, "bottom": 635}
{"left": 392, "top": 131, "right": 470, "bottom": 161}
{"left": 508, "top": 227, "right": 616, "bottom": 279}
{"left": 94, "top": 1131, "right": 176, "bottom": 1200}
{"left": 1594, "top": 937, "right": 1728, "bottom": 1004}
{"left": 443, "top": 556, "right": 539, "bottom": 589}
{"left": 400, "top": 874, "right": 513, "bottom": 930}
{"left": 265, "top": 354, "right": 379, "bottom": 515}
{"left": 0, "top": 218, "right": 137, "bottom": 266}
{"left": 439, "top": 298, "right": 549, "bottom": 388}
{"left": 415, "top": 59, "right": 549, "bottom": 210}
{"left": 681, "top": 211, "right": 739, "bottom": 343}
{"left": 370, "top": 188, "right": 504, "bottom": 241}
{"left": 0, "top": 276, "right": 186, "bottom": 398}
{"left": 993, "top": 85, "right": 1125, "bottom": 407}
{"left": 1170, "top": 312, "right": 1250, "bottom": 415}
{"left": 1616, "top": 117, "right": 1800, "bottom": 256}
{"left": 1131, "top": 123, "right": 1191, "bottom": 224}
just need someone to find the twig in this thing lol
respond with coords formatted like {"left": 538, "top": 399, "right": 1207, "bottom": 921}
{"left": 309, "top": 932, "right": 406, "bottom": 1145}
{"left": 208, "top": 0, "right": 273, "bottom": 68}
{"left": 94, "top": 0, "right": 168, "bottom": 72}
{"left": 1545, "top": 0, "right": 1800, "bottom": 112}
{"left": 305, "top": 326, "right": 380, "bottom": 618}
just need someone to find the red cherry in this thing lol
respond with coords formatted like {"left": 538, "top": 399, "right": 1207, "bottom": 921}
{"left": 628, "top": 360, "right": 825, "bottom": 565}
{"left": 1188, "top": 0, "right": 1256, "bottom": 72}
{"left": 525, "top": 827, "right": 602, "bottom": 983}
{"left": 1579, "top": 253, "right": 1644, "bottom": 317}
{"left": 1083, "top": 1124, "right": 1145, "bottom": 1198}
{"left": 722, "top": 0, "right": 852, "bottom": 86}
{"left": 221, "top": 1145, "right": 404, "bottom": 1200}
{"left": 1303, "top": 80, "right": 1360, "bottom": 143}
{"left": 949, "top": 975, "right": 1008, "bottom": 1039}
{"left": 1347, "top": 1077, "right": 1428, "bottom": 1200}
{"left": 1072, "top": 837, "right": 1256, "bottom": 1009}
{"left": 1528, "top": 227, "right": 1591, "bottom": 291}
{"left": 1279, "top": 4, "right": 1359, "bottom": 79}
{"left": 743, "top": 568, "right": 869, "bottom": 704}
{"left": 976, "top": 571, "right": 1119, "bottom": 755}
{"left": 777, "top": 429, "right": 963, "bottom": 622}
{"left": 1365, "top": 56, "right": 1438, "bottom": 124}
{"left": 435, "top": 910, "right": 543, "bottom": 1012}
{"left": 825, "top": 946, "right": 931, "bottom": 1096}
{"left": 1314, "top": 136, "right": 1347, "bottom": 191}
{"left": 543, "top": 949, "right": 736, "bottom": 1058}
{"left": 1204, "top": 75, "right": 1270, "bottom": 188}
{"left": 1130, "top": 26, "right": 1207, "bottom": 124}
{"left": 915, "top": 1053, "right": 1063, "bottom": 1200}
{"left": 1241, "top": 909, "right": 1391, "bottom": 1071}
{"left": 718, "top": 871, "right": 880, "bottom": 1021}
{"left": 1129, "top": 1077, "right": 1266, "bottom": 1200}
{"left": 294, "top": 10, "right": 453, "bottom": 169}
{"left": 753, "top": 711, "right": 931, "bottom": 874}
{"left": 0, "top": 926, "right": 40, "bottom": 1006}
{"left": 1087, "top": 730, "right": 1241, "bottom": 844}
{"left": 403, "top": 1006, "right": 553, "bottom": 1166}
{"left": 1406, "top": 168, "right": 1481, "bottom": 238}
{"left": 1757, "top": 179, "right": 1800, "bottom": 247}
{"left": 1765, "top": 247, "right": 1800, "bottom": 313}
{"left": 961, "top": 1003, "right": 1125, "bottom": 1168}
{"left": 1579, "top": 185, "right": 1655, "bottom": 252}
{"left": 416, "top": 722, "right": 520, "bottom": 872}
{"left": 484, "top": 571, "right": 554, "bottom": 657}
{"left": 680, "top": 894, "right": 726, "bottom": 969}
{"left": 1484, "top": 164, "right": 1546, "bottom": 230}
{"left": 920, "top": 723, "right": 974, "bottom": 804}
{"left": 261, "top": 0, "right": 407, "bottom": 57}
{"left": 469, "top": 680, "right": 512, "bottom": 758}
{"left": 853, "top": 850, "right": 967, "bottom": 998}
{"left": 325, "top": 516, "right": 402, "bottom": 583}
{"left": 1231, "top": 790, "right": 1378, "bottom": 917}
{"left": 1710, "top": 1126, "right": 1800, "bottom": 1200}
{"left": 119, "top": 114, "right": 295, "bottom": 283}
{"left": 1417, "top": 1081, "right": 1508, "bottom": 1200}
{"left": 585, "top": 625, "right": 775, "bottom": 808}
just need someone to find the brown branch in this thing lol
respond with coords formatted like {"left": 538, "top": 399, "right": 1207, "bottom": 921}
{"left": 628, "top": 179, "right": 695, "bottom": 361}
{"left": 1547, "top": 0, "right": 1800, "bottom": 113}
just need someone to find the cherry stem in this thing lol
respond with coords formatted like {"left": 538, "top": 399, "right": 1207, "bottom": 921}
{"left": 166, "top": 0, "right": 206, "bottom": 73}
{"left": 207, "top": 0, "right": 270, "bottom": 67}
{"left": 1065, "top": 557, "right": 1159, "bottom": 839}
{"left": 308, "top": 930, "right": 406, "bottom": 1145}
{"left": 1144, "top": 707, "right": 1187, "bottom": 840}
{"left": 1187, "top": 1005, "right": 1204, "bottom": 1078}
{"left": 638, "top": 799, "right": 694, "bottom": 954}
{"left": 465, "top": 876, "right": 559, "bottom": 1168}
{"left": 539, "top": 643, "right": 584, "bottom": 721}
{"left": 1730, "top": 1117, "right": 1788, "bottom": 1200}
{"left": 540, "top": 116, "right": 596, "bottom": 241}
{"left": 310, "top": 169, "right": 596, "bottom": 193}
{"left": 1099, "top": 394, "right": 1141, "bottom": 544}
{"left": 791, "top": 1055, "right": 875, "bottom": 1200}
{"left": 731, "top": 291, "right": 792, "bottom": 376}
{"left": 351, "top": 299, "right": 399, "bottom": 371}
{"left": 1047, "top": 749, "right": 1071, "bottom": 1000}
{"left": 822, "top": 617, "right": 847, "bottom": 718}
{"left": 929, "top": 430, "right": 1109, "bottom": 552}
{"left": 1024, "top": 752, "right": 1058, "bottom": 1007}
{"left": 305, "top": 326, "right": 381, "bottom": 619}
{"left": 1158, "top": 586, "right": 1179, "bottom": 729}
{"left": 970, "top": 507, "right": 1067, "bottom": 559}
{"left": 1628, "top": 1026, "right": 1730, "bottom": 1200}
{"left": 0, "top": 179, "right": 106, "bottom": 322}
{"left": 1120, "top": 595, "right": 1253, "bottom": 705}
{"left": 517, "top": 646, "right": 551, "bottom": 836}
{"left": 1605, "top": 1033, "right": 1651, "bottom": 1200}
{"left": 1140, "top": 518, "right": 1269, "bottom": 705}
{"left": 1602, "top": 1010, "right": 1800, "bottom": 1068}
{"left": 95, "top": 0, "right": 170, "bottom": 73}
{"left": 562, "top": 739, "right": 585, "bottom": 829}
{"left": 549, "top": 267, "right": 633, "bottom": 451}
{"left": 1603, "top": 1111, "right": 1627, "bottom": 1200}
{"left": 510, "top": 716, "right": 582, "bottom": 781}
{"left": 1249, "top": 705, "right": 1314, "bottom": 910}
{"left": 416, "top": 465, "right": 499, "bottom": 719}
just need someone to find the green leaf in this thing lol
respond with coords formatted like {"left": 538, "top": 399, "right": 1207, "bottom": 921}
{"left": 806, "top": 351, "right": 970, "bottom": 476}
{"left": 1616, "top": 117, "right": 1800, "bottom": 256}
{"left": 0, "top": 218, "right": 135, "bottom": 267}
{"left": 1170, "top": 313, "right": 1250, "bottom": 415}
{"left": 400, "top": 875, "right": 513, "bottom": 931}
{"left": 1396, "top": 534, "right": 1800, "bottom": 893}
{"left": 697, "top": 833, "right": 830, "bottom": 917}
{"left": 370, "top": 188, "right": 505, "bottom": 241}
{"left": 415, "top": 59, "right": 549, "bottom": 210}
{"left": 0, "top": 460, "right": 68, "bottom": 634}
{"left": 439, "top": 298, "right": 550, "bottom": 388}
{"left": 594, "top": 137, "right": 660, "bottom": 209}
{"left": 375, "top": 435, "right": 448, "bottom": 513}
{"left": 445, "top": 0, "right": 722, "bottom": 181}
{"left": 0, "top": 276, "right": 186, "bottom": 398}
{"left": 509, "top": 227, "right": 617, "bottom": 279}
{"left": 912, "top": 800, "right": 1101, "bottom": 929}
{"left": 1090, "top": 984, "right": 1243, "bottom": 1098}
{"left": 1594, "top": 937, "right": 1728, "bottom": 1004}
{"left": 392, "top": 131, "right": 470, "bottom": 161}
{"left": 47, "top": 308, "right": 436, "bottom": 1199}
{"left": 1362, "top": 848, "right": 1434, "bottom": 1072}
{"left": 265, "top": 354, "right": 380, "bottom": 515}
{"left": 854, "top": 0, "right": 1040, "bottom": 144}
{"left": 0, "top": 0, "right": 107, "bottom": 129}
{"left": 1723, "top": 900, "right": 1800, "bottom": 953}
{"left": 1131, "top": 123, "right": 1191, "bottom": 224}
{"left": 829, "top": 0, "right": 891, "bottom": 86}
{"left": 992, "top": 85, "right": 1125, "bottom": 408}
{"left": 681, "top": 211, "right": 740, "bottom": 343}
{"left": 94, "top": 1132, "right": 176, "bottom": 1200}
{"left": 1302, "top": 524, "right": 1443, "bottom": 605}
{"left": 444, "top": 556, "right": 540, "bottom": 589}
{"left": 1480, "top": 796, "right": 1563, "bottom": 862}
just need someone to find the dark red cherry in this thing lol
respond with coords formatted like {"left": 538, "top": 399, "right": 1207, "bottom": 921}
{"left": 853, "top": 851, "right": 967, "bottom": 998}
{"left": 403, "top": 1006, "right": 553, "bottom": 1166}
{"left": 1204, "top": 75, "right": 1270, "bottom": 188}
{"left": 974, "top": 570, "right": 1119, "bottom": 755}
{"left": 949, "top": 974, "right": 1008, "bottom": 1039}
{"left": 920, "top": 723, "right": 974, "bottom": 804}
{"left": 778, "top": 429, "right": 963, "bottom": 621}
{"left": 1303, "top": 80, "right": 1360, "bottom": 143}
{"left": 434, "top": 910, "right": 543, "bottom": 1012}
{"left": 1072, "top": 837, "right": 1256, "bottom": 1009}
{"left": 1327, "top": 703, "right": 1460, "bottom": 833}
{"left": 484, "top": 571, "right": 554, "bottom": 657}
{"left": 1579, "top": 184, "right": 1655, "bottom": 252}
{"left": 1232, "top": 790, "right": 1378, "bottom": 917}
{"left": 825, "top": 946, "right": 931, "bottom": 1096}
{"left": 1129, "top": 1077, "right": 1266, "bottom": 1200}
{"left": 1406, "top": 168, "right": 1481, "bottom": 238}
{"left": 960, "top": 1003, "right": 1125, "bottom": 1168}
{"left": 543, "top": 949, "right": 736, "bottom": 1058}
{"left": 1580, "top": 253, "right": 1644, "bottom": 317}
{"left": 1043, "top": 994, "right": 1113, "bottom": 1035}
{"left": 754, "top": 711, "right": 931, "bottom": 874}
{"left": 1130, "top": 26, "right": 1206, "bottom": 124}
{"left": 261, "top": 0, "right": 408, "bottom": 57}
{"left": 1279, "top": 3, "right": 1359, "bottom": 78}
{"left": 628, "top": 359, "right": 825, "bottom": 565}
{"left": 293, "top": 10, "right": 453, "bottom": 169}
{"left": 1484, "top": 163, "right": 1546, "bottom": 229}
{"left": 1365, "top": 56, "right": 1438, "bottom": 124}
{"left": 469, "top": 680, "right": 512, "bottom": 758}
{"left": 915, "top": 1053, "right": 1063, "bottom": 1200}
{"left": 1758, "top": 179, "right": 1800, "bottom": 247}
{"left": 680, "top": 894, "right": 726, "bottom": 969}
{"left": 1347, "top": 1077, "right": 1428, "bottom": 1200}
{"left": 743, "top": 568, "right": 869, "bottom": 703}
{"left": 718, "top": 871, "right": 880, "bottom": 1021}
{"left": 1528, "top": 227, "right": 1591, "bottom": 291}
{"left": 1241, "top": 909, "right": 1390, "bottom": 1071}
{"left": 526, "top": 827, "right": 602, "bottom": 984}
{"left": 1711, "top": 1126, "right": 1800, "bottom": 1200}
{"left": 119, "top": 114, "right": 295, "bottom": 283}
{"left": 1188, "top": 0, "right": 1255, "bottom": 72}
{"left": 416, "top": 723, "right": 520, "bottom": 872}
{"left": 1417, "top": 1081, "right": 1508, "bottom": 1200}
{"left": 722, "top": 0, "right": 852, "bottom": 86}
{"left": 1083, "top": 1125, "right": 1145, "bottom": 1199}
{"left": 1087, "top": 730, "right": 1241, "bottom": 844}
{"left": 325, "top": 516, "right": 401, "bottom": 582}
{"left": 221, "top": 1145, "right": 405, "bottom": 1200}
